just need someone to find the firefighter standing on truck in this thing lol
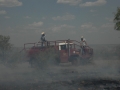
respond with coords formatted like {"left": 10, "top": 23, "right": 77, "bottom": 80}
{"left": 80, "top": 36, "right": 87, "bottom": 55}
{"left": 40, "top": 32, "right": 46, "bottom": 47}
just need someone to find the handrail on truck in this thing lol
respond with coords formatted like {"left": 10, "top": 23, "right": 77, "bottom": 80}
{"left": 24, "top": 40, "right": 81, "bottom": 50}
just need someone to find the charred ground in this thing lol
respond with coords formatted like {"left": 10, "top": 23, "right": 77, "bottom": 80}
{"left": 0, "top": 44, "right": 120, "bottom": 90}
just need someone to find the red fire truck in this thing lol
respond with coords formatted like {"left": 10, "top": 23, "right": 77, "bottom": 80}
{"left": 24, "top": 40, "right": 93, "bottom": 66}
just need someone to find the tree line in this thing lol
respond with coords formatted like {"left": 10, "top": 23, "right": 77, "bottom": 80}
{"left": 114, "top": 7, "right": 120, "bottom": 30}
{"left": 0, "top": 35, "right": 12, "bottom": 61}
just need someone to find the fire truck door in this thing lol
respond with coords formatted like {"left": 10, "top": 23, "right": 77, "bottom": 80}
{"left": 59, "top": 44, "right": 69, "bottom": 63}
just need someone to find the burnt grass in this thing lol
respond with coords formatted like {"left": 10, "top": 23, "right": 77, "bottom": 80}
{"left": 0, "top": 79, "right": 120, "bottom": 90}
{"left": 0, "top": 44, "right": 120, "bottom": 90}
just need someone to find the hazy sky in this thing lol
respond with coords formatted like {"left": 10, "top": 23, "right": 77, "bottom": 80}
{"left": 0, "top": 0, "right": 120, "bottom": 47}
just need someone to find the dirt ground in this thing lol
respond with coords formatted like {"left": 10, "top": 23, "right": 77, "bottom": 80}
{"left": 0, "top": 59, "right": 120, "bottom": 90}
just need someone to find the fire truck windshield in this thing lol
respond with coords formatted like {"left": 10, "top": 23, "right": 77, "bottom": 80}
{"left": 59, "top": 42, "right": 73, "bottom": 50}
{"left": 60, "top": 45, "right": 66, "bottom": 50}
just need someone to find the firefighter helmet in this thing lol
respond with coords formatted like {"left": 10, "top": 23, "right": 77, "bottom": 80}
{"left": 81, "top": 36, "right": 83, "bottom": 38}
{"left": 41, "top": 32, "right": 45, "bottom": 35}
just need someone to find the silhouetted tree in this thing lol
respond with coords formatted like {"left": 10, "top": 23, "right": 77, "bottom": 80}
{"left": 114, "top": 7, "right": 120, "bottom": 30}
{"left": 0, "top": 35, "right": 12, "bottom": 61}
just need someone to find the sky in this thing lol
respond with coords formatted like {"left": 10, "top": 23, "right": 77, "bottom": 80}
{"left": 0, "top": 0, "right": 120, "bottom": 47}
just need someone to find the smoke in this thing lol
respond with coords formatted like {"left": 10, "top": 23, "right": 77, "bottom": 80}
{"left": 0, "top": 62, "right": 33, "bottom": 82}
{"left": 1, "top": 60, "right": 119, "bottom": 83}
{"left": 0, "top": 45, "right": 120, "bottom": 85}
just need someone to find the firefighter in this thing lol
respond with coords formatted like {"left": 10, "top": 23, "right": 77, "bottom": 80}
{"left": 40, "top": 32, "right": 47, "bottom": 47}
{"left": 80, "top": 36, "right": 87, "bottom": 55}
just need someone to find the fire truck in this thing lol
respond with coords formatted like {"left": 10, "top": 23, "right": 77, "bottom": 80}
{"left": 24, "top": 39, "right": 93, "bottom": 66}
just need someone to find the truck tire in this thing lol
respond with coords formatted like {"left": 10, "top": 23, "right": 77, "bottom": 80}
{"left": 69, "top": 56, "right": 79, "bottom": 65}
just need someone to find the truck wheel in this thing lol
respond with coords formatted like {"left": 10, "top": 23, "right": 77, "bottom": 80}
{"left": 72, "top": 57, "right": 78, "bottom": 65}
{"left": 88, "top": 55, "right": 94, "bottom": 64}
{"left": 29, "top": 57, "right": 37, "bottom": 68}
{"left": 29, "top": 58, "right": 35, "bottom": 67}
{"left": 69, "top": 56, "right": 79, "bottom": 65}
{"left": 55, "top": 57, "right": 60, "bottom": 65}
